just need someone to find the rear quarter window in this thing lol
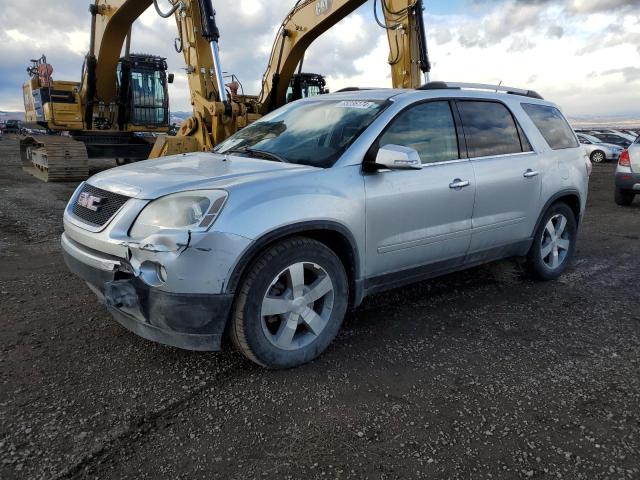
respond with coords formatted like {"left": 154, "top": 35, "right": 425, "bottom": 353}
{"left": 522, "top": 103, "right": 578, "bottom": 150}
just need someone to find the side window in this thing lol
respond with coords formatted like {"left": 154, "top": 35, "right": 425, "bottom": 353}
{"left": 517, "top": 122, "right": 533, "bottom": 152}
{"left": 457, "top": 101, "right": 524, "bottom": 157}
{"left": 522, "top": 103, "right": 579, "bottom": 150}
{"left": 379, "top": 101, "right": 459, "bottom": 164}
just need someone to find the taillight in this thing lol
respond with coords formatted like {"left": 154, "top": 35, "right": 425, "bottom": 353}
{"left": 619, "top": 150, "right": 631, "bottom": 167}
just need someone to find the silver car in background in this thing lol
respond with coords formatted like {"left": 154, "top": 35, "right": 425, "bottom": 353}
{"left": 576, "top": 133, "right": 625, "bottom": 163}
{"left": 615, "top": 136, "right": 640, "bottom": 206}
{"left": 61, "top": 83, "right": 590, "bottom": 368}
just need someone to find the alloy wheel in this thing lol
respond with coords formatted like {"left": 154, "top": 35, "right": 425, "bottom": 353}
{"left": 260, "top": 262, "right": 335, "bottom": 351}
{"left": 540, "top": 214, "right": 571, "bottom": 269}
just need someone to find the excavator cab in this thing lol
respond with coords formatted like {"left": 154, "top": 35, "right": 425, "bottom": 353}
{"left": 286, "top": 73, "right": 328, "bottom": 104}
{"left": 116, "top": 55, "right": 170, "bottom": 129}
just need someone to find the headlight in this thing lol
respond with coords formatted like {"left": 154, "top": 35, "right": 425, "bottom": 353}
{"left": 130, "top": 190, "right": 228, "bottom": 240}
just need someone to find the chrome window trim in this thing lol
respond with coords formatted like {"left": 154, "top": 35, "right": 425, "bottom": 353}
{"left": 469, "top": 151, "right": 538, "bottom": 162}
{"left": 421, "top": 158, "right": 470, "bottom": 168}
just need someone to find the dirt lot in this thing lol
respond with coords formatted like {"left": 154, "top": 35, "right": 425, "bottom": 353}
{"left": 1, "top": 135, "right": 639, "bottom": 480}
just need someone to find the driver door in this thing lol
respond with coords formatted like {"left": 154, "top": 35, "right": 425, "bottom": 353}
{"left": 364, "top": 100, "right": 476, "bottom": 282}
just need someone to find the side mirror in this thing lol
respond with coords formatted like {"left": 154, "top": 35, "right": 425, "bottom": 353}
{"left": 167, "top": 73, "right": 175, "bottom": 84}
{"left": 375, "top": 144, "right": 422, "bottom": 170}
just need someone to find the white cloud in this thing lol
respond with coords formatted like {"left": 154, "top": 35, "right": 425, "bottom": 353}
{"left": 0, "top": 0, "right": 638, "bottom": 119}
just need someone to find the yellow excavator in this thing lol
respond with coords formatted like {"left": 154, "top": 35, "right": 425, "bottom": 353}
{"left": 150, "top": 0, "right": 431, "bottom": 157}
{"left": 21, "top": 0, "right": 430, "bottom": 181}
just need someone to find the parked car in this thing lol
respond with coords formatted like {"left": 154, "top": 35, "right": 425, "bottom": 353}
{"left": 61, "top": 83, "right": 590, "bottom": 368}
{"left": 3, "top": 120, "right": 23, "bottom": 135}
{"left": 595, "top": 129, "right": 637, "bottom": 141}
{"left": 615, "top": 136, "right": 640, "bottom": 206}
{"left": 576, "top": 133, "right": 624, "bottom": 163}
{"left": 589, "top": 132, "right": 634, "bottom": 149}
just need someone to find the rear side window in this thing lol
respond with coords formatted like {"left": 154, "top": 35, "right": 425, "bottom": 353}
{"left": 522, "top": 104, "right": 578, "bottom": 150}
{"left": 457, "top": 101, "right": 525, "bottom": 157}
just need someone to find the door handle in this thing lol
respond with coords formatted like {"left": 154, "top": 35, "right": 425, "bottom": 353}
{"left": 449, "top": 179, "right": 470, "bottom": 189}
{"left": 523, "top": 169, "right": 540, "bottom": 178}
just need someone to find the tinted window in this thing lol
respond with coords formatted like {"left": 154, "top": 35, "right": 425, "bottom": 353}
{"left": 517, "top": 123, "right": 533, "bottom": 152}
{"left": 593, "top": 134, "right": 631, "bottom": 148}
{"left": 379, "top": 101, "right": 459, "bottom": 164}
{"left": 457, "top": 101, "right": 523, "bottom": 157}
{"left": 215, "top": 100, "right": 387, "bottom": 168}
{"left": 522, "top": 103, "right": 578, "bottom": 150}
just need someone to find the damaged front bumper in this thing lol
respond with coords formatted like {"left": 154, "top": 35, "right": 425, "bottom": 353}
{"left": 61, "top": 232, "right": 239, "bottom": 351}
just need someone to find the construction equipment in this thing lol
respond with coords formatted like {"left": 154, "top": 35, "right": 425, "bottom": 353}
{"left": 21, "top": 0, "right": 430, "bottom": 177}
{"left": 287, "top": 73, "right": 329, "bottom": 104}
{"left": 150, "top": 0, "right": 431, "bottom": 157}
{"left": 21, "top": 5, "right": 172, "bottom": 182}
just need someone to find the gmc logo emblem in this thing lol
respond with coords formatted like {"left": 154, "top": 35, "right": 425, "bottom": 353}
{"left": 77, "top": 192, "right": 106, "bottom": 212}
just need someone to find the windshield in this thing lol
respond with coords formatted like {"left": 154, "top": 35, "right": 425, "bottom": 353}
{"left": 214, "top": 99, "right": 388, "bottom": 168}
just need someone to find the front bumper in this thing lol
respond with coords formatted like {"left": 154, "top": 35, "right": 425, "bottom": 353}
{"left": 62, "top": 233, "right": 233, "bottom": 351}
{"left": 615, "top": 171, "right": 640, "bottom": 191}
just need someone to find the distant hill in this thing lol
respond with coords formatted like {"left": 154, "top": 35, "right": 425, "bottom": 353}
{"left": 0, "top": 111, "right": 25, "bottom": 122}
{"left": 569, "top": 114, "right": 640, "bottom": 129}
{"left": 170, "top": 111, "right": 191, "bottom": 126}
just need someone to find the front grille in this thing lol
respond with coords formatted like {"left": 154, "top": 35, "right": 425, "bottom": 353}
{"left": 72, "top": 184, "right": 130, "bottom": 227}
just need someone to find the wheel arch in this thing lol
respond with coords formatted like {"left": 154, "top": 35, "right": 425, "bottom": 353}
{"left": 532, "top": 190, "right": 582, "bottom": 237}
{"left": 225, "top": 221, "right": 363, "bottom": 308}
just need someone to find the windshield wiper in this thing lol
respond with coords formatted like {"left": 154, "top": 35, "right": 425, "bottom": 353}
{"left": 224, "top": 147, "right": 288, "bottom": 163}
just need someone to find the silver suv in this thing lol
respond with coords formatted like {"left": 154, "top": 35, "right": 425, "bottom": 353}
{"left": 62, "top": 82, "right": 590, "bottom": 368}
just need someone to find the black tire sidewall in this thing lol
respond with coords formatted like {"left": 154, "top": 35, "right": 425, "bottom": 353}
{"left": 237, "top": 240, "right": 348, "bottom": 369}
{"left": 528, "top": 203, "right": 577, "bottom": 281}
{"left": 615, "top": 187, "right": 634, "bottom": 206}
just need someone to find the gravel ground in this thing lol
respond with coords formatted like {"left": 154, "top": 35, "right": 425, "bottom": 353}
{"left": 0, "top": 136, "right": 639, "bottom": 480}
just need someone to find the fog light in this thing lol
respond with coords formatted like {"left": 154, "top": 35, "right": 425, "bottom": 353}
{"left": 139, "top": 261, "right": 166, "bottom": 287}
{"left": 159, "top": 265, "right": 168, "bottom": 282}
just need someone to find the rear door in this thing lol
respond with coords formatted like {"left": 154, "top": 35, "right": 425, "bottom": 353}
{"left": 364, "top": 100, "right": 476, "bottom": 280}
{"left": 456, "top": 100, "right": 542, "bottom": 257}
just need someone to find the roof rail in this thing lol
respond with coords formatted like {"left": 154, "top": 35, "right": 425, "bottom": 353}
{"left": 417, "top": 81, "right": 544, "bottom": 100}
{"left": 335, "top": 87, "right": 380, "bottom": 93}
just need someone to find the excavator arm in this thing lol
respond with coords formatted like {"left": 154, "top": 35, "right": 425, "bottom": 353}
{"left": 85, "top": 0, "right": 431, "bottom": 157}
{"left": 258, "top": 0, "right": 430, "bottom": 113}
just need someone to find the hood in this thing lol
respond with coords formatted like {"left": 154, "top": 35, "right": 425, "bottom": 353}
{"left": 87, "top": 152, "right": 318, "bottom": 199}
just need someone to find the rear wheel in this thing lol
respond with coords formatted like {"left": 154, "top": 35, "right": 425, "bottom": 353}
{"left": 590, "top": 150, "right": 606, "bottom": 163}
{"left": 614, "top": 187, "right": 635, "bottom": 206}
{"left": 230, "top": 237, "right": 348, "bottom": 369}
{"left": 526, "top": 203, "right": 577, "bottom": 281}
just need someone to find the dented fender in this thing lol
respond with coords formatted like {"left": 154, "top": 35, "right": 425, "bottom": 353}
{"left": 119, "top": 230, "right": 252, "bottom": 295}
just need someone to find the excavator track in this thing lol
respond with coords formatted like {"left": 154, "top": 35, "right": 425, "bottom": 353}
{"left": 20, "top": 136, "right": 89, "bottom": 183}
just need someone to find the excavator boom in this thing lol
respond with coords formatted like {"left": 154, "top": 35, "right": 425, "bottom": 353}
{"left": 22, "top": 0, "right": 431, "bottom": 170}
{"left": 258, "top": 0, "right": 430, "bottom": 114}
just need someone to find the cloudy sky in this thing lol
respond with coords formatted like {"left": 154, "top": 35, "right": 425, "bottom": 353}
{"left": 1, "top": 0, "right": 639, "bottom": 118}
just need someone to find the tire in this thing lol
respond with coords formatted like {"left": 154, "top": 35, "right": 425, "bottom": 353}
{"left": 526, "top": 203, "right": 577, "bottom": 281}
{"left": 590, "top": 150, "right": 606, "bottom": 164}
{"left": 230, "top": 237, "right": 349, "bottom": 369}
{"left": 614, "top": 187, "right": 635, "bottom": 206}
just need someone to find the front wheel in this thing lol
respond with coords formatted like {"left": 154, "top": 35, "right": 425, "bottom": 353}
{"left": 615, "top": 187, "right": 635, "bottom": 206}
{"left": 526, "top": 203, "right": 577, "bottom": 281}
{"left": 230, "top": 237, "right": 349, "bottom": 369}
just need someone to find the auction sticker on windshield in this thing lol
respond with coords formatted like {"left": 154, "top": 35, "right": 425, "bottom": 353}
{"left": 336, "top": 101, "right": 377, "bottom": 109}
